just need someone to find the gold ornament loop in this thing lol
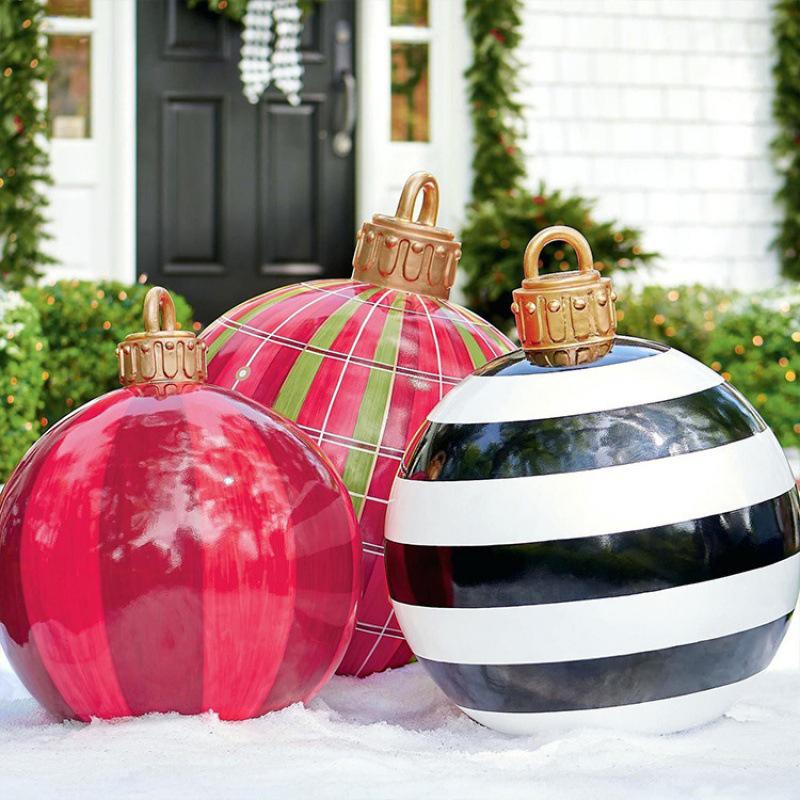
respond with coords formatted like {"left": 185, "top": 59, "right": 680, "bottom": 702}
{"left": 117, "top": 286, "right": 206, "bottom": 387}
{"left": 351, "top": 171, "right": 460, "bottom": 299}
{"left": 512, "top": 225, "right": 617, "bottom": 367}
{"left": 394, "top": 172, "right": 439, "bottom": 227}
{"left": 523, "top": 225, "right": 594, "bottom": 281}
{"left": 143, "top": 286, "right": 178, "bottom": 334}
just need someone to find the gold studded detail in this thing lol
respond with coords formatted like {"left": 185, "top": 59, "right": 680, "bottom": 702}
{"left": 512, "top": 226, "right": 617, "bottom": 366}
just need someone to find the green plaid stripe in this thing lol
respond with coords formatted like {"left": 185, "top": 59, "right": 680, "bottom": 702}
{"left": 272, "top": 285, "right": 385, "bottom": 421}
{"left": 206, "top": 284, "right": 311, "bottom": 359}
{"left": 342, "top": 293, "right": 406, "bottom": 517}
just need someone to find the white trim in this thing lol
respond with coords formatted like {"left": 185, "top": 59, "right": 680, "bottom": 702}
{"left": 43, "top": 1, "right": 136, "bottom": 282}
{"left": 112, "top": 0, "right": 137, "bottom": 283}
{"left": 356, "top": 1, "right": 471, "bottom": 234}
{"left": 386, "top": 429, "right": 795, "bottom": 546}
{"left": 459, "top": 674, "right": 762, "bottom": 735}
{"left": 428, "top": 347, "right": 723, "bottom": 425}
{"left": 392, "top": 554, "right": 800, "bottom": 664}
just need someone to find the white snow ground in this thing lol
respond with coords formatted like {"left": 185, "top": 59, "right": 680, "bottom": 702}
{"left": 1, "top": 649, "right": 799, "bottom": 799}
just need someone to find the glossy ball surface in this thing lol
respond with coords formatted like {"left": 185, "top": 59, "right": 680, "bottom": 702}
{"left": 386, "top": 337, "right": 800, "bottom": 734}
{"left": 201, "top": 279, "right": 514, "bottom": 676}
{"left": 0, "top": 383, "right": 360, "bottom": 721}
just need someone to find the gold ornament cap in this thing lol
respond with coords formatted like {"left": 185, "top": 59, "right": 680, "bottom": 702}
{"left": 512, "top": 226, "right": 617, "bottom": 367}
{"left": 352, "top": 172, "right": 461, "bottom": 299}
{"left": 117, "top": 287, "right": 207, "bottom": 386}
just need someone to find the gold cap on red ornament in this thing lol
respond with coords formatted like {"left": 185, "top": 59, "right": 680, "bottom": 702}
{"left": 511, "top": 226, "right": 617, "bottom": 367}
{"left": 117, "top": 287, "right": 207, "bottom": 386}
{"left": 352, "top": 172, "right": 462, "bottom": 300}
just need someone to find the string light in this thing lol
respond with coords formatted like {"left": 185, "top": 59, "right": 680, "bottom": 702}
{"left": 667, "top": 290, "right": 680, "bottom": 302}
{"left": 711, "top": 361, "right": 722, "bottom": 371}
{"left": 722, "top": 371, "right": 732, "bottom": 381}
{"left": 734, "top": 344, "right": 745, "bottom": 355}
{"left": 653, "top": 314, "right": 665, "bottom": 325}
{"left": 792, "top": 331, "right": 800, "bottom": 342}
{"left": 102, "top": 321, "right": 111, "bottom": 330}
{"left": 752, "top": 335, "right": 763, "bottom": 346}
{"left": 786, "top": 370, "right": 797, "bottom": 382}
{"left": 118, "top": 291, "right": 127, "bottom": 300}
{"left": 779, "top": 357, "right": 789, "bottom": 367}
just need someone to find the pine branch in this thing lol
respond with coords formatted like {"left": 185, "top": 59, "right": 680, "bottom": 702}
{"left": 0, "top": 0, "right": 54, "bottom": 287}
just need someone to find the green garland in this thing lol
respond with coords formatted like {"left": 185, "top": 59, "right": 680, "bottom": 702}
{"left": 771, "top": 1, "right": 800, "bottom": 280}
{"left": 460, "top": 0, "right": 657, "bottom": 328}
{"left": 0, "top": 0, "right": 53, "bottom": 288}
{"left": 187, "top": 0, "right": 317, "bottom": 23}
{"left": 464, "top": 0, "right": 525, "bottom": 201}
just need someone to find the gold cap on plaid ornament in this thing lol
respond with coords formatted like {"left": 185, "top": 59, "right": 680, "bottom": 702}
{"left": 352, "top": 172, "right": 462, "bottom": 300}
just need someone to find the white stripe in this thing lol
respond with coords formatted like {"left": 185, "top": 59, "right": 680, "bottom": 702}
{"left": 315, "top": 289, "right": 392, "bottom": 447}
{"left": 220, "top": 317, "right": 465, "bottom": 384}
{"left": 428, "top": 347, "right": 723, "bottom": 424}
{"left": 230, "top": 286, "right": 340, "bottom": 391}
{"left": 458, "top": 674, "right": 762, "bottom": 735}
{"left": 420, "top": 297, "right": 444, "bottom": 402}
{"left": 392, "top": 554, "right": 800, "bottom": 664}
{"left": 386, "top": 429, "right": 794, "bottom": 546}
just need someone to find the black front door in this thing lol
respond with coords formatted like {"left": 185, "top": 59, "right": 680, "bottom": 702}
{"left": 136, "top": 0, "right": 356, "bottom": 324}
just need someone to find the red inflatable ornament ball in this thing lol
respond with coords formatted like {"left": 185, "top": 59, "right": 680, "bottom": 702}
{"left": 202, "top": 173, "right": 515, "bottom": 677}
{"left": 0, "top": 288, "right": 360, "bottom": 721}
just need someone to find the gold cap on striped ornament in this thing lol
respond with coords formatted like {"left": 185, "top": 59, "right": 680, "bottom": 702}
{"left": 512, "top": 226, "right": 617, "bottom": 367}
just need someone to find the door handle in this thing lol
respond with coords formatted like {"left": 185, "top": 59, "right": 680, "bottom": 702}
{"left": 333, "top": 72, "right": 356, "bottom": 157}
{"left": 332, "top": 19, "right": 355, "bottom": 158}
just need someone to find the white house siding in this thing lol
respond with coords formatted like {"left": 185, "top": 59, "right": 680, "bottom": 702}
{"left": 519, "top": 0, "right": 779, "bottom": 291}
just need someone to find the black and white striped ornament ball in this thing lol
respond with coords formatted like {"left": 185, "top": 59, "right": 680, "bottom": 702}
{"left": 385, "top": 226, "right": 800, "bottom": 735}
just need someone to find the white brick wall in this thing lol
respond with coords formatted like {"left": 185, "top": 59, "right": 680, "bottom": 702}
{"left": 518, "top": 0, "right": 779, "bottom": 290}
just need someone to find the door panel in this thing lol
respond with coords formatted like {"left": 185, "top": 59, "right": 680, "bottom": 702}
{"left": 162, "top": 98, "right": 223, "bottom": 271}
{"left": 137, "top": 0, "right": 356, "bottom": 324}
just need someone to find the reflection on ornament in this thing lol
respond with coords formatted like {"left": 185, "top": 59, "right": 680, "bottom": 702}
{"left": 201, "top": 173, "right": 514, "bottom": 677}
{"left": 386, "top": 226, "right": 800, "bottom": 735}
{"left": 0, "top": 287, "right": 360, "bottom": 721}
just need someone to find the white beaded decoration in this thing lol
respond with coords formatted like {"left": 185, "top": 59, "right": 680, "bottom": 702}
{"left": 238, "top": 0, "right": 304, "bottom": 107}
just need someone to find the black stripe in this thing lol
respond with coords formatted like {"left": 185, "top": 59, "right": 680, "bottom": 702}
{"left": 386, "top": 490, "right": 800, "bottom": 608}
{"left": 476, "top": 336, "right": 667, "bottom": 377}
{"left": 418, "top": 615, "right": 790, "bottom": 713}
{"left": 405, "top": 383, "right": 764, "bottom": 481}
